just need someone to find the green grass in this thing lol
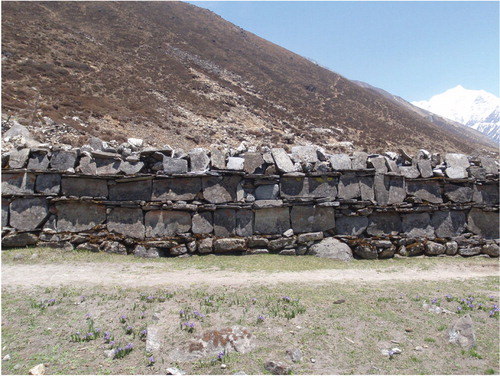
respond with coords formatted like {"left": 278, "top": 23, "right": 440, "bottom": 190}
{"left": 2, "top": 246, "right": 499, "bottom": 273}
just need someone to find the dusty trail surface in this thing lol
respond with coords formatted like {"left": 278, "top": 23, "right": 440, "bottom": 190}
{"left": 2, "top": 261, "right": 498, "bottom": 288}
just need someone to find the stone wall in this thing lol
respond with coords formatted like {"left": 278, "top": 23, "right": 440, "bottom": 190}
{"left": 2, "top": 143, "right": 499, "bottom": 259}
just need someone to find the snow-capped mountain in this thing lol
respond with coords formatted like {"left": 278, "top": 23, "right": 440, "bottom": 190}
{"left": 412, "top": 85, "right": 500, "bottom": 143}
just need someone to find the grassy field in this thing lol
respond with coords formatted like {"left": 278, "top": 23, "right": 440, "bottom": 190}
{"left": 1, "top": 248, "right": 499, "bottom": 375}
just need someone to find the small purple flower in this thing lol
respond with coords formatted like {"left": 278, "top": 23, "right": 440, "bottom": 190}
{"left": 85, "top": 313, "right": 92, "bottom": 319}
{"left": 109, "top": 341, "right": 115, "bottom": 347}
{"left": 80, "top": 295, "right": 85, "bottom": 302}
{"left": 189, "top": 322, "right": 195, "bottom": 329}
{"left": 193, "top": 310, "right": 205, "bottom": 319}
{"left": 125, "top": 343, "right": 133, "bottom": 350}
{"left": 147, "top": 295, "right": 155, "bottom": 302}
{"left": 141, "top": 329, "right": 148, "bottom": 336}
{"left": 282, "top": 296, "right": 292, "bottom": 302}
{"left": 457, "top": 306, "right": 462, "bottom": 312}
{"left": 431, "top": 298, "right": 438, "bottom": 304}
{"left": 489, "top": 295, "right": 495, "bottom": 300}
{"left": 179, "top": 309, "right": 185, "bottom": 316}
{"left": 120, "top": 314, "right": 127, "bottom": 323}
{"left": 104, "top": 331, "right": 111, "bottom": 340}
{"left": 140, "top": 311, "right": 146, "bottom": 319}
{"left": 218, "top": 351, "right": 224, "bottom": 360}
{"left": 251, "top": 298, "right": 257, "bottom": 303}
{"left": 148, "top": 356, "right": 155, "bottom": 365}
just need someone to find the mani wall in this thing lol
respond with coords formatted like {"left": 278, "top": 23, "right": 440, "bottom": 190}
{"left": 1, "top": 140, "right": 499, "bottom": 259}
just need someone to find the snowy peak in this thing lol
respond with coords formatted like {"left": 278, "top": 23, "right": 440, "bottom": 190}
{"left": 412, "top": 86, "right": 500, "bottom": 143}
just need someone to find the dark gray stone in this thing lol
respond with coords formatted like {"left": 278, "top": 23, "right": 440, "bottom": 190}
{"left": 61, "top": 177, "right": 108, "bottom": 197}
{"left": 444, "top": 184, "right": 473, "bottom": 203}
{"left": 109, "top": 179, "right": 152, "bottom": 201}
{"left": 107, "top": 207, "right": 145, "bottom": 239}
{"left": 271, "top": 148, "right": 294, "bottom": 173}
{"left": 338, "top": 173, "right": 360, "bottom": 200}
{"left": 367, "top": 213, "right": 402, "bottom": 236}
{"left": 309, "top": 237, "right": 353, "bottom": 261}
{"left": 95, "top": 157, "right": 121, "bottom": 175}
{"left": 198, "top": 238, "right": 213, "bottom": 253}
{"left": 459, "top": 247, "right": 482, "bottom": 257}
{"left": 280, "top": 176, "right": 337, "bottom": 199}
{"left": 76, "top": 156, "right": 97, "bottom": 175}
{"left": 202, "top": 176, "right": 241, "bottom": 204}
{"left": 2, "top": 172, "right": 35, "bottom": 195}
{"left": 290, "top": 205, "right": 335, "bottom": 233}
{"left": 247, "top": 236, "right": 269, "bottom": 247}
{"left": 27, "top": 152, "right": 50, "bottom": 170}
{"left": 374, "top": 174, "right": 406, "bottom": 205}
{"left": 406, "top": 242, "right": 425, "bottom": 256}
{"left": 445, "top": 153, "right": 469, "bottom": 179}
{"left": 1, "top": 198, "right": 9, "bottom": 227}
{"left": 297, "top": 232, "right": 323, "bottom": 243}
{"left": 351, "top": 152, "right": 368, "bottom": 169}
{"left": 255, "top": 184, "right": 279, "bottom": 200}
{"left": 50, "top": 150, "right": 77, "bottom": 171}
{"left": 10, "top": 197, "right": 49, "bottom": 231}
{"left": 145, "top": 210, "right": 191, "bottom": 237}
{"left": 402, "top": 213, "right": 434, "bottom": 238}
{"left": 236, "top": 210, "right": 254, "bottom": 237}
{"left": 359, "top": 176, "right": 375, "bottom": 202}
{"left": 268, "top": 237, "right": 295, "bottom": 251}
{"left": 119, "top": 161, "right": 144, "bottom": 175}
{"left": 467, "top": 166, "right": 486, "bottom": 180}
{"left": 189, "top": 149, "right": 210, "bottom": 172}
{"left": 192, "top": 212, "right": 213, "bottom": 234}
{"left": 214, "top": 209, "right": 236, "bottom": 237}
{"left": 473, "top": 184, "right": 499, "bottom": 205}
{"left": 329, "top": 154, "right": 352, "bottom": 170}
{"left": 152, "top": 177, "right": 202, "bottom": 201}
{"left": 8, "top": 148, "right": 30, "bottom": 169}
{"left": 335, "top": 216, "right": 368, "bottom": 236}
{"left": 432, "top": 211, "right": 466, "bottom": 238}
{"left": 254, "top": 207, "right": 290, "bottom": 234}
{"left": 36, "top": 174, "right": 61, "bottom": 195}
{"left": 467, "top": 208, "right": 499, "bottom": 239}
{"left": 406, "top": 180, "right": 443, "bottom": 204}
{"left": 56, "top": 201, "right": 106, "bottom": 232}
{"left": 163, "top": 157, "right": 188, "bottom": 174}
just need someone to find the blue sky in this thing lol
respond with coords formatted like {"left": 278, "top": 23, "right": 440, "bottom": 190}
{"left": 188, "top": 1, "right": 499, "bottom": 102}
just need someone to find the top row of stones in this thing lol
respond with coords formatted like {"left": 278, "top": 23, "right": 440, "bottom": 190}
{"left": 2, "top": 137, "right": 498, "bottom": 180}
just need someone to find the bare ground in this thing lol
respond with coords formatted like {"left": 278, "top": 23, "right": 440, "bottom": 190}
{"left": 2, "top": 260, "right": 499, "bottom": 288}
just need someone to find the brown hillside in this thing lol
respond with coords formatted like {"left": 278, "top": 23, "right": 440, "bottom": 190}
{"left": 1, "top": 1, "right": 496, "bottom": 154}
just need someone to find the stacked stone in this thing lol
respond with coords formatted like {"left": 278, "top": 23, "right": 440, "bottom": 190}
{"left": 1, "top": 141, "right": 499, "bottom": 259}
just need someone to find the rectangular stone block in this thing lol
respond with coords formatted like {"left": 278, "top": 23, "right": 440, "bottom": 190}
{"left": 407, "top": 180, "right": 443, "bottom": 204}
{"left": 402, "top": 213, "right": 434, "bottom": 238}
{"left": 236, "top": 209, "right": 254, "bottom": 237}
{"left": 473, "top": 184, "right": 499, "bottom": 205}
{"left": 335, "top": 215, "right": 368, "bottom": 236}
{"left": 271, "top": 148, "right": 294, "bottom": 173}
{"left": 144, "top": 210, "right": 191, "bottom": 237}
{"left": 467, "top": 208, "right": 499, "bottom": 239}
{"left": 109, "top": 179, "right": 152, "bottom": 201}
{"left": 1, "top": 198, "right": 9, "bottom": 227}
{"left": 255, "top": 184, "right": 279, "bottom": 200}
{"left": 61, "top": 177, "right": 108, "bottom": 197}
{"left": 329, "top": 154, "right": 352, "bottom": 170}
{"left": 9, "top": 197, "right": 49, "bottom": 231}
{"left": 56, "top": 201, "right": 106, "bottom": 232}
{"left": 214, "top": 238, "right": 246, "bottom": 252}
{"left": 192, "top": 212, "right": 213, "bottom": 234}
{"left": 254, "top": 207, "right": 290, "bottom": 235}
{"left": 291, "top": 205, "right": 335, "bottom": 233}
{"left": 36, "top": 174, "right": 61, "bottom": 195}
{"left": 432, "top": 210, "right": 466, "bottom": 238}
{"left": 163, "top": 157, "right": 188, "bottom": 174}
{"left": 359, "top": 176, "right": 375, "bottom": 202}
{"left": 28, "top": 152, "right": 50, "bottom": 170}
{"left": 444, "top": 183, "right": 473, "bottom": 203}
{"left": 1, "top": 172, "right": 35, "bottom": 195}
{"left": 374, "top": 174, "right": 406, "bottom": 205}
{"left": 367, "top": 212, "right": 402, "bottom": 236}
{"left": 107, "top": 207, "right": 145, "bottom": 239}
{"left": 202, "top": 176, "right": 241, "bottom": 204}
{"left": 214, "top": 209, "right": 236, "bottom": 237}
{"left": 152, "top": 178, "right": 202, "bottom": 201}
{"left": 281, "top": 176, "right": 337, "bottom": 198}
{"left": 338, "top": 173, "right": 360, "bottom": 200}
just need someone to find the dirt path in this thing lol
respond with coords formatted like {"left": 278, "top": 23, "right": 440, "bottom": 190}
{"left": 2, "top": 261, "right": 498, "bottom": 288}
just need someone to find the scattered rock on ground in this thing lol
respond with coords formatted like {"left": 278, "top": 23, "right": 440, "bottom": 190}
{"left": 264, "top": 360, "right": 291, "bottom": 375}
{"left": 447, "top": 314, "right": 476, "bottom": 350}
{"left": 29, "top": 363, "right": 46, "bottom": 375}
{"left": 286, "top": 348, "right": 302, "bottom": 363}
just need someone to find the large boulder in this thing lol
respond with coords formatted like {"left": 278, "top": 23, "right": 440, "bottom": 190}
{"left": 308, "top": 237, "right": 353, "bottom": 261}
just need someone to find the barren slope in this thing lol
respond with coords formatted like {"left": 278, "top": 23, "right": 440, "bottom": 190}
{"left": 2, "top": 1, "right": 496, "bottom": 154}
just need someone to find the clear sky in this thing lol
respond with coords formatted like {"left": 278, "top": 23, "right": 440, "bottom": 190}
{"left": 188, "top": 1, "right": 499, "bottom": 102}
